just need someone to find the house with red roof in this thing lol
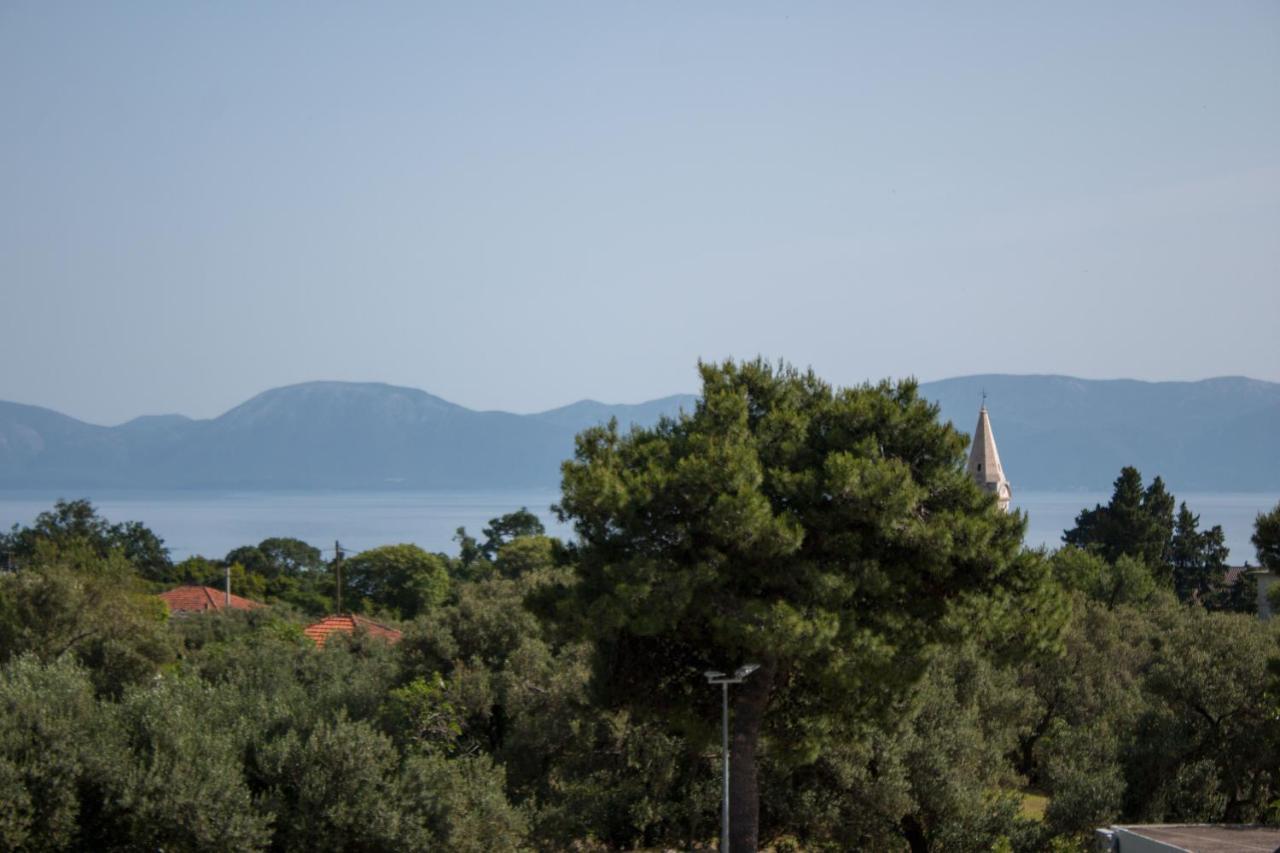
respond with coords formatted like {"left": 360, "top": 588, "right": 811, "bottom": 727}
{"left": 303, "top": 613, "right": 403, "bottom": 648}
{"left": 159, "top": 584, "right": 265, "bottom": 614}
{"left": 1222, "top": 566, "right": 1278, "bottom": 619}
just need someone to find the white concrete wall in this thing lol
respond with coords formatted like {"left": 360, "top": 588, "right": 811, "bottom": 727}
{"left": 1257, "top": 570, "right": 1277, "bottom": 619}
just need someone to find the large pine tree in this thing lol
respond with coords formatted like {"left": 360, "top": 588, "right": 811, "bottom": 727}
{"left": 546, "top": 359, "right": 1060, "bottom": 851}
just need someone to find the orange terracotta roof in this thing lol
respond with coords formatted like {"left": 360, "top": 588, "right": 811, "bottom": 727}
{"left": 303, "top": 614, "right": 403, "bottom": 648}
{"left": 1223, "top": 566, "right": 1256, "bottom": 586}
{"left": 159, "top": 585, "right": 265, "bottom": 614}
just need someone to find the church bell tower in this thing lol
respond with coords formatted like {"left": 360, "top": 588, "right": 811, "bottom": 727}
{"left": 967, "top": 399, "right": 1012, "bottom": 512}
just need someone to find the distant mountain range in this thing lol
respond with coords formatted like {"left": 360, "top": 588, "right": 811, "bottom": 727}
{"left": 0, "top": 376, "right": 1276, "bottom": 491}
{"left": 925, "top": 375, "right": 1279, "bottom": 492}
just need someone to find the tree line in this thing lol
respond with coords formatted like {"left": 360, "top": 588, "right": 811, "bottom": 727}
{"left": 1, "top": 358, "right": 1278, "bottom": 851}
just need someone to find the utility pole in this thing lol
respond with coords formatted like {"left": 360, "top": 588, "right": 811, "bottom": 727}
{"left": 225, "top": 562, "right": 231, "bottom": 607}
{"left": 334, "top": 540, "right": 344, "bottom": 614}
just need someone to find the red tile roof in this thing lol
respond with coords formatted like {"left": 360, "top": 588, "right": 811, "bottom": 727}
{"left": 159, "top": 585, "right": 265, "bottom": 614}
{"left": 1223, "top": 566, "right": 1250, "bottom": 586}
{"left": 303, "top": 614, "right": 403, "bottom": 648}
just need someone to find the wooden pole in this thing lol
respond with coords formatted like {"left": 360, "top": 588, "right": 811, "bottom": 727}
{"left": 334, "top": 540, "right": 343, "bottom": 614}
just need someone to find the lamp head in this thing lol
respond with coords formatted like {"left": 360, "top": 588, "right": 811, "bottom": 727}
{"left": 704, "top": 670, "right": 726, "bottom": 681}
{"left": 734, "top": 663, "right": 760, "bottom": 679}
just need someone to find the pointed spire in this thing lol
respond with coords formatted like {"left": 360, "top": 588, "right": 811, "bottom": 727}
{"left": 967, "top": 402, "right": 1012, "bottom": 511}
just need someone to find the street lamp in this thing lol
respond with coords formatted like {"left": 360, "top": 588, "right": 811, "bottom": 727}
{"left": 705, "top": 663, "right": 760, "bottom": 853}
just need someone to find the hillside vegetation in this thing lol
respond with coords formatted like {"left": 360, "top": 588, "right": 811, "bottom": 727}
{"left": 1, "top": 361, "right": 1278, "bottom": 851}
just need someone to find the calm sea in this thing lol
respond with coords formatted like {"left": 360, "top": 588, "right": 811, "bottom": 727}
{"left": 0, "top": 489, "right": 1275, "bottom": 564}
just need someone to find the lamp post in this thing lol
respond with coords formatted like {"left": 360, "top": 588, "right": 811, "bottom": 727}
{"left": 704, "top": 663, "right": 759, "bottom": 853}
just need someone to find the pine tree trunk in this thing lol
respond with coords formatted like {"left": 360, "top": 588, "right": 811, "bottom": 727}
{"left": 900, "top": 814, "right": 930, "bottom": 853}
{"left": 729, "top": 660, "right": 774, "bottom": 853}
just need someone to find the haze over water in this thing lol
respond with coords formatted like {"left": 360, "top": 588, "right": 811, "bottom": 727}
{"left": 0, "top": 490, "right": 1273, "bottom": 565}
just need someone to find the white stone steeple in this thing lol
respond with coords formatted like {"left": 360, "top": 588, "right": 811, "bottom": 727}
{"left": 967, "top": 401, "right": 1012, "bottom": 511}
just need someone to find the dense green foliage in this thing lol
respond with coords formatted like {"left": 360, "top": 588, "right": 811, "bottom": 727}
{"left": 1063, "top": 467, "right": 1254, "bottom": 613}
{"left": 0, "top": 540, "right": 174, "bottom": 696}
{"left": 1, "top": 498, "right": 171, "bottom": 580}
{"left": 1255, "top": 501, "right": 1280, "bottom": 570}
{"left": 1064, "top": 467, "right": 1175, "bottom": 571}
{"left": 1, "top": 369, "right": 1277, "bottom": 851}
{"left": 1259, "top": 502, "right": 1280, "bottom": 616}
{"left": 342, "top": 544, "right": 451, "bottom": 620}
{"left": 547, "top": 359, "right": 1066, "bottom": 850}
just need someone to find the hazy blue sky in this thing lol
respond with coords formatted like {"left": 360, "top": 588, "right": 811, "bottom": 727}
{"left": 2, "top": 2, "right": 1277, "bottom": 425}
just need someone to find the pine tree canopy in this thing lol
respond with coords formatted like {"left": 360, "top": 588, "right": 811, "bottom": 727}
{"left": 550, "top": 358, "right": 1060, "bottom": 757}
